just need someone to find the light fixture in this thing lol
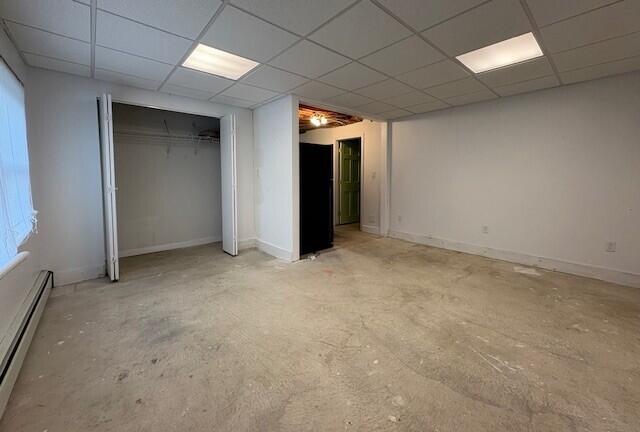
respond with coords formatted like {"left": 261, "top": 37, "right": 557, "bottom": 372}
{"left": 310, "top": 113, "right": 327, "bottom": 127}
{"left": 183, "top": 43, "right": 259, "bottom": 80}
{"left": 456, "top": 32, "right": 543, "bottom": 74}
{"left": 309, "top": 113, "right": 329, "bottom": 127}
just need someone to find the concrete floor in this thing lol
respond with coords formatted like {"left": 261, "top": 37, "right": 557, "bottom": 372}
{"left": 1, "top": 225, "right": 639, "bottom": 431}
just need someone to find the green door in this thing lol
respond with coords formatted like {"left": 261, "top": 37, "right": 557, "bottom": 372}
{"left": 339, "top": 139, "right": 361, "bottom": 224}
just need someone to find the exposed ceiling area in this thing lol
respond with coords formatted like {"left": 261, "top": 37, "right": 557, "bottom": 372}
{"left": 298, "top": 104, "right": 362, "bottom": 133}
{"left": 1, "top": 0, "right": 639, "bottom": 120}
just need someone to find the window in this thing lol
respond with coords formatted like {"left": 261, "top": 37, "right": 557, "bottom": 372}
{"left": 0, "top": 57, "right": 36, "bottom": 268}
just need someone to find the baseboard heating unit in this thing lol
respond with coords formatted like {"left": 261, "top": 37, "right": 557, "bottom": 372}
{"left": 0, "top": 270, "right": 53, "bottom": 419}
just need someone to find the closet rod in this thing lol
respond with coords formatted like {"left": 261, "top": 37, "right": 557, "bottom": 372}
{"left": 113, "top": 130, "right": 219, "bottom": 141}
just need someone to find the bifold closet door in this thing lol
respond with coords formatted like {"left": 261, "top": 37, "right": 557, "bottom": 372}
{"left": 220, "top": 114, "right": 238, "bottom": 256}
{"left": 98, "top": 94, "right": 119, "bottom": 281}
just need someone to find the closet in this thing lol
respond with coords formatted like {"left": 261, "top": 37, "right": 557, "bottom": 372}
{"left": 98, "top": 97, "right": 238, "bottom": 281}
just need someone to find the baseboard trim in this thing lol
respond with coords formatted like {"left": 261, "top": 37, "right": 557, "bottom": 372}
{"left": 119, "top": 236, "right": 221, "bottom": 258}
{"left": 54, "top": 264, "right": 105, "bottom": 287}
{"left": 238, "top": 238, "right": 256, "bottom": 251}
{"left": 389, "top": 230, "right": 640, "bottom": 289}
{"left": 0, "top": 270, "right": 52, "bottom": 419}
{"left": 256, "top": 239, "right": 293, "bottom": 261}
{"left": 360, "top": 224, "right": 380, "bottom": 235}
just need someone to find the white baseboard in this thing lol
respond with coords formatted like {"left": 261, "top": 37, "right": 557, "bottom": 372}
{"left": 119, "top": 236, "right": 221, "bottom": 258}
{"left": 54, "top": 263, "right": 105, "bottom": 287}
{"left": 360, "top": 224, "right": 380, "bottom": 235}
{"left": 256, "top": 239, "right": 293, "bottom": 261}
{"left": 389, "top": 230, "right": 640, "bottom": 289}
{"left": 238, "top": 238, "right": 256, "bottom": 250}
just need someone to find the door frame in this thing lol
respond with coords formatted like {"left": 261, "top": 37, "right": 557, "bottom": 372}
{"left": 336, "top": 135, "right": 364, "bottom": 228}
{"left": 99, "top": 98, "right": 238, "bottom": 273}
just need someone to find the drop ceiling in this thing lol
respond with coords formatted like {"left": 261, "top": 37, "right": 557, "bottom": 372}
{"left": 1, "top": 0, "right": 639, "bottom": 120}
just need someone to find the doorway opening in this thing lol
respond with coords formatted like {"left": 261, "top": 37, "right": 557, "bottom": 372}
{"left": 97, "top": 95, "right": 238, "bottom": 282}
{"left": 337, "top": 138, "right": 362, "bottom": 226}
{"left": 297, "top": 104, "right": 364, "bottom": 256}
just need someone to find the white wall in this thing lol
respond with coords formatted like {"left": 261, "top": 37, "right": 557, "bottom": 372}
{"left": 113, "top": 104, "right": 222, "bottom": 256}
{"left": 300, "top": 119, "right": 385, "bottom": 234}
{"left": 390, "top": 71, "right": 640, "bottom": 287}
{"left": 25, "top": 67, "right": 255, "bottom": 285}
{"left": 253, "top": 95, "right": 298, "bottom": 260}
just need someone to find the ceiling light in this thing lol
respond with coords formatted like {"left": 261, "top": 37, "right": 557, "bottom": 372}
{"left": 183, "top": 44, "right": 259, "bottom": 80}
{"left": 456, "top": 32, "right": 543, "bottom": 74}
{"left": 310, "top": 113, "right": 328, "bottom": 127}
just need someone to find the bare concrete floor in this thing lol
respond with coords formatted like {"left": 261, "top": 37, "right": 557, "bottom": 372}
{"left": 1, "top": 225, "right": 639, "bottom": 431}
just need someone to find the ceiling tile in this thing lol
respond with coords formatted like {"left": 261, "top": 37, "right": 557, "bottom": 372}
{"left": 478, "top": 57, "right": 554, "bottom": 88}
{"left": 166, "top": 67, "right": 233, "bottom": 93}
{"left": 360, "top": 36, "right": 444, "bottom": 76}
{"left": 354, "top": 79, "right": 413, "bottom": 99}
{"left": 201, "top": 6, "right": 298, "bottom": 63}
{"left": 293, "top": 81, "right": 345, "bottom": 101}
{"left": 423, "top": 0, "right": 531, "bottom": 56}
{"left": 318, "top": 62, "right": 386, "bottom": 90}
{"left": 525, "top": 0, "right": 618, "bottom": 27}
{"left": 221, "top": 83, "right": 279, "bottom": 102}
{"left": 552, "top": 31, "right": 640, "bottom": 72}
{"left": 229, "top": 0, "right": 357, "bottom": 36}
{"left": 308, "top": 1, "right": 411, "bottom": 59}
{"left": 23, "top": 52, "right": 91, "bottom": 77}
{"left": 540, "top": 1, "right": 640, "bottom": 53}
{"left": 406, "top": 100, "right": 449, "bottom": 113}
{"left": 358, "top": 101, "right": 396, "bottom": 114}
{"left": 95, "top": 68, "right": 160, "bottom": 90}
{"left": 210, "top": 94, "right": 255, "bottom": 108}
{"left": 0, "top": 0, "right": 90, "bottom": 41}
{"left": 386, "top": 91, "right": 437, "bottom": 108}
{"left": 380, "top": 108, "right": 412, "bottom": 119}
{"left": 425, "top": 77, "right": 487, "bottom": 99}
{"left": 241, "top": 65, "right": 308, "bottom": 92}
{"left": 376, "top": 0, "right": 486, "bottom": 32}
{"left": 494, "top": 74, "right": 559, "bottom": 96}
{"left": 444, "top": 88, "right": 497, "bottom": 106}
{"left": 96, "top": 11, "right": 192, "bottom": 64}
{"left": 325, "top": 92, "right": 374, "bottom": 109}
{"left": 96, "top": 0, "right": 221, "bottom": 39}
{"left": 95, "top": 46, "right": 173, "bottom": 82}
{"left": 269, "top": 40, "right": 350, "bottom": 79}
{"left": 560, "top": 55, "right": 640, "bottom": 84}
{"left": 6, "top": 22, "right": 90, "bottom": 64}
{"left": 162, "top": 84, "right": 216, "bottom": 100}
{"left": 397, "top": 60, "right": 469, "bottom": 89}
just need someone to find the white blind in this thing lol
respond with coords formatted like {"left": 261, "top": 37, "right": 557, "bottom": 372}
{"left": 0, "top": 58, "right": 36, "bottom": 268}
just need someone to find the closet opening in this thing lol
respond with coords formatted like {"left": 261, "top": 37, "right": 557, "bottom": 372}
{"left": 98, "top": 97, "right": 238, "bottom": 282}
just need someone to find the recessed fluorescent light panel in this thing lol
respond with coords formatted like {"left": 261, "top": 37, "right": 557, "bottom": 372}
{"left": 456, "top": 32, "right": 543, "bottom": 74}
{"left": 183, "top": 44, "right": 259, "bottom": 80}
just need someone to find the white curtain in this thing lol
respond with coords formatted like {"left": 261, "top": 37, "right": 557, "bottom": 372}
{"left": 0, "top": 58, "right": 36, "bottom": 268}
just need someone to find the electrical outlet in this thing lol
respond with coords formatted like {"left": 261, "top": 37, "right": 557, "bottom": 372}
{"left": 606, "top": 242, "right": 616, "bottom": 253}
{"left": 482, "top": 225, "right": 489, "bottom": 234}
{"left": 397, "top": 215, "right": 402, "bottom": 223}
{"left": 368, "top": 215, "right": 375, "bottom": 223}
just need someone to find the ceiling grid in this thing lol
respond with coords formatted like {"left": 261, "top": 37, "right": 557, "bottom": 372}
{"left": 0, "top": 0, "right": 638, "bottom": 119}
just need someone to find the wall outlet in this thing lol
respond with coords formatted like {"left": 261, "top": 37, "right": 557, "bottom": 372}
{"left": 368, "top": 215, "right": 375, "bottom": 223}
{"left": 606, "top": 242, "right": 616, "bottom": 253}
{"left": 397, "top": 215, "right": 402, "bottom": 223}
{"left": 482, "top": 225, "right": 489, "bottom": 234}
